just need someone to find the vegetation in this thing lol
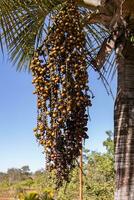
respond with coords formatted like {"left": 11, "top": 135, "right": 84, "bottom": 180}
{"left": 0, "top": 0, "right": 134, "bottom": 198}
{"left": 0, "top": 131, "right": 114, "bottom": 200}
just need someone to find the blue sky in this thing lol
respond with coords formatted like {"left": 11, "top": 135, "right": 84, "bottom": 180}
{"left": 0, "top": 54, "right": 117, "bottom": 172}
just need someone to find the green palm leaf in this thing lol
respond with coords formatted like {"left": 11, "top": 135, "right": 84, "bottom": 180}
{"left": 0, "top": 0, "right": 115, "bottom": 81}
{"left": 0, "top": 0, "right": 63, "bottom": 70}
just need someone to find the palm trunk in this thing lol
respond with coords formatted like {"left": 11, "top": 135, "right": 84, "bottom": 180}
{"left": 114, "top": 40, "right": 134, "bottom": 200}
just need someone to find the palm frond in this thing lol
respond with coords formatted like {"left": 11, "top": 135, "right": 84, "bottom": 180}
{"left": 79, "top": 7, "right": 117, "bottom": 81}
{"left": 0, "top": 0, "right": 117, "bottom": 76}
{"left": 0, "top": 0, "right": 63, "bottom": 70}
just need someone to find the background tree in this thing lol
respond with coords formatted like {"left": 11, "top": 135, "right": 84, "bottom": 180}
{"left": 21, "top": 165, "right": 31, "bottom": 179}
{"left": 7, "top": 168, "right": 22, "bottom": 184}
{"left": 0, "top": 172, "right": 8, "bottom": 183}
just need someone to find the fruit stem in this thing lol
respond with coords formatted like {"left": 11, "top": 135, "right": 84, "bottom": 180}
{"left": 79, "top": 144, "right": 83, "bottom": 200}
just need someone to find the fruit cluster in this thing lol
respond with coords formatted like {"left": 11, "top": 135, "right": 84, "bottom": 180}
{"left": 30, "top": 0, "right": 91, "bottom": 186}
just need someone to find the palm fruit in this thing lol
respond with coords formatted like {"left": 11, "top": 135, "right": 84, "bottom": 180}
{"left": 30, "top": 0, "right": 91, "bottom": 187}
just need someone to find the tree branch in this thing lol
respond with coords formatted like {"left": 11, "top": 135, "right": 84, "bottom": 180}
{"left": 91, "top": 36, "right": 116, "bottom": 70}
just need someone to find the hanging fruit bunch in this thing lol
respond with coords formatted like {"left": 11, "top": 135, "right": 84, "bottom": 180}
{"left": 30, "top": 0, "right": 91, "bottom": 186}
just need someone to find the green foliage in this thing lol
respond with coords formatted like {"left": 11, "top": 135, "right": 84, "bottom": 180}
{"left": 0, "top": 131, "right": 114, "bottom": 200}
{"left": 84, "top": 152, "right": 114, "bottom": 200}
{"left": 23, "top": 192, "right": 40, "bottom": 200}
{"left": 0, "top": 0, "right": 108, "bottom": 70}
{"left": 14, "top": 178, "right": 34, "bottom": 190}
{"left": 57, "top": 168, "right": 79, "bottom": 200}
{"left": 20, "top": 191, "right": 54, "bottom": 200}
{"left": 40, "top": 191, "right": 54, "bottom": 200}
{"left": 0, "top": 172, "right": 9, "bottom": 189}
{"left": 103, "top": 131, "right": 114, "bottom": 156}
{"left": 0, "top": 0, "right": 66, "bottom": 69}
{"left": 84, "top": 131, "right": 114, "bottom": 200}
{"left": 57, "top": 131, "right": 114, "bottom": 200}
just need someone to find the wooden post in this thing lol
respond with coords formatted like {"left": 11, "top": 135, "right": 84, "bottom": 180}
{"left": 79, "top": 145, "right": 83, "bottom": 200}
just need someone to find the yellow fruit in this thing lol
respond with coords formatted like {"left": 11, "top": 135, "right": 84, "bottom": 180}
{"left": 33, "top": 128, "right": 37, "bottom": 132}
{"left": 46, "top": 111, "right": 50, "bottom": 115}
{"left": 58, "top": 118, "right": 63, "bottom": 123}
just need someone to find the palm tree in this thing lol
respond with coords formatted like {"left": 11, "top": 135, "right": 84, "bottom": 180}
{"left": 88, "top": 2, "right": 134, "bottom": 199}
{"left": 0, "top": 0, "right": 134, "bottom": 199}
